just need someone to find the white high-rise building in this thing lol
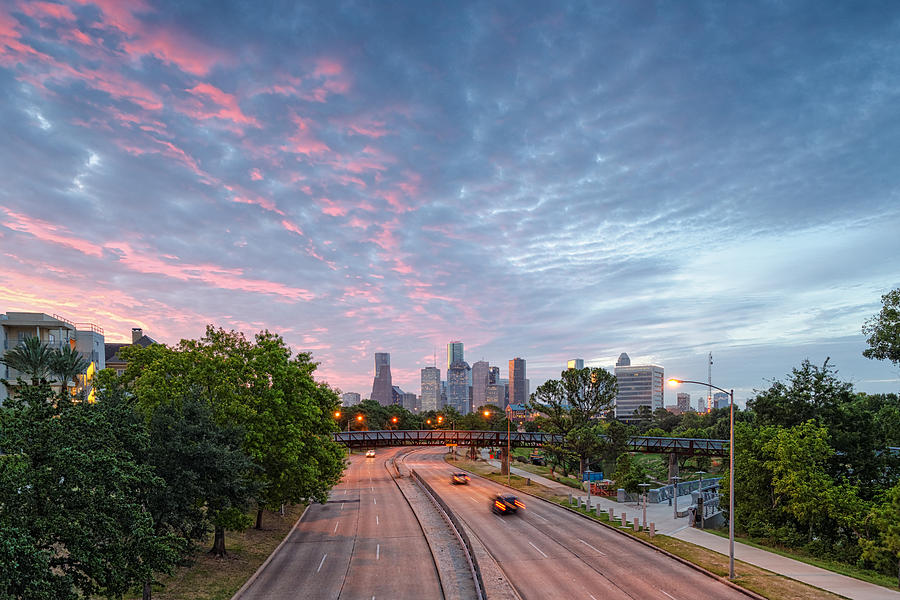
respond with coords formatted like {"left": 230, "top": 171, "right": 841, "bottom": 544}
{"left": 614, "top": 353, "right": 664, "bottom": 420}
{"left": 471, "top": 360, "right": 490, "bottom": 409}
{"left": 676, "top": 392, "right": 691, "bottom": 413}
{"left": 567, "top": 358, "right": 584, "bottom": 370}
{"left": 420, "top": 366, "right": 441, "bottom": 412}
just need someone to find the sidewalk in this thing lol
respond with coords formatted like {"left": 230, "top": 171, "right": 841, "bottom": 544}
{"left": 481, "top": 454, "right": 900, "bottom": 600}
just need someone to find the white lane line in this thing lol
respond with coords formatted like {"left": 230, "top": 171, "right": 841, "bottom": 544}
{"left": 371, "top": 486, "right": 374, "bottom": 491}
{"left": 469, "top": 496, "right": 479, "bottom": 503}
{"left": 577, "top": 538, "right": 606, "bottom": 556}
{"left": 333, "top": 522, "right": 339, "bottom": 534}
{"left": 373, "top": 497, "right": 377, "bottom": 505}
{"left": 376, "top": 515, "right": 379, "bottom": 525}
{"left": 532, "top": 512, "right": 549, "bottom": 522}
{"left": 376, "top": 544, "right": 381, "bottom": 560}
{"left": 341, "top": 503, "right": 344, "bottom": 511}
{"left": 316, "top": 553, "right": 327, "bottom": 573}
{"left": 659, "top": 591, "right": 678, "bottom": 600}
{"left": 590, "top": 595, "right": 598, "bottom": 600}
{"left": 528, "top": 541, "right": 548, "bottom": 558}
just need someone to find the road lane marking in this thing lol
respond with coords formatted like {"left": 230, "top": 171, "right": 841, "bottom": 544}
{"left": 577, "top": 538, "right": 606, "bottom": 555}
{"left": 469, "top": 496, "right": 478, "bottom": 503}
{"left": 532, "top": 512, "right": 549, "bottom": 522}
{"left": 590, "top": 595, "right": 598, "bottom": 600}
{"left": 333, "top": 522, "right": 339, "bottom": 534}
{"left": 528, "top": 541, "right": 548, "bottom": 558}
{"left": 376, "top": 515, "right": 379, "bottom": 525}
{"left": 659, "top": 591, "right": 678, "bottom": 600}
{"left": 376, "top": 544, "right": 380, "bottom": 560}
{"left": 341, "top": 503, "right": 344, "bottom": 511}
{"left": 373, "top": 497, "right": 377, "bottom": 505}
{"left": 317, "top": 554, "right": 327, "bottom": 573}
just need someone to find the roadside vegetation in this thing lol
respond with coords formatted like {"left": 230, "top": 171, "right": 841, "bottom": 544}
{"left": 0, "top": 326, "right": 345, "bottom": 600}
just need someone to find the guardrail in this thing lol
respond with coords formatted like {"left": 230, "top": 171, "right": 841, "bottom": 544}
{"left": 333, "top": 430, "right": 730, "bottom": 457}
{"left": 410, "top": 469, "right": 486, "bottom": 600}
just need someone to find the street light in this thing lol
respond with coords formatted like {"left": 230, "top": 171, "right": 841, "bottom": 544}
{"left": 505, "top": 404, "right": 512, "bottom": 487}
{"left": 354, "top": 414, "right": 364, "bottom": 432}
{"left": 639, "top": 482, "right": 651, "bottom": 530}
{"left": 671, "top": 475, "right": 682, "bottom": 519}
{"left": 669, "top": 378, "right": 735, "bottom": 580}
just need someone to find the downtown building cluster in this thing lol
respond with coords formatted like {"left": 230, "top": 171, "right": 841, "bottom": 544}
{"left": 343, "top": 344, "right": 692, "bottom": 422}
{"left": 342, "top": 341, "right": 530, "bottom": 416}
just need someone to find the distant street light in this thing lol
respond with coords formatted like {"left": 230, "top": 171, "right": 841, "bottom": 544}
{"left": 506, "top": 404, "right": 512, "bottom": 487}
{"left": 670, "top": 378, "right": 735, "bottom": 580}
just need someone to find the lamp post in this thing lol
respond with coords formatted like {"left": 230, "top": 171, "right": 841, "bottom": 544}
{"left": 671, "top": 475, "right": 682, "bottom": 519}
{"left": 669, "top": 378, "right": 735, "bottom": 580}
{"left": 639, "top": 482, "right": 651, "bottom": 530}
{"left": 695, "top": 470, "right": 707, "bottom": 529}
{"left": 506, "top": 404, "right": 512, "bottom": 487}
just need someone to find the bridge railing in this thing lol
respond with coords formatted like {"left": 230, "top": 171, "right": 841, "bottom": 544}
{"left": 333, "top": 430, "right": 729, "bottom": 456}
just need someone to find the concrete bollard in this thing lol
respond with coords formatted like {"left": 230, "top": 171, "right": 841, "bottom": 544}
{"left": 650, "top": 522, "right": 655, "bottom": 537}
{"left": 622, "top": 512, "right": 627, "bottom": 527}
{"left": 526, "top": 478, "right": 531, "bottom": 486}
{"left": 634, "top": 518, "right": 639, "bottom": 532}
{"left": 569, "top": 493, "right": 573, "bottom": 505}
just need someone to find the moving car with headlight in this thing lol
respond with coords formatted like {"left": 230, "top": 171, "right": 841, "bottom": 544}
{"left": 491, "top": 493, "right": 524, "bottom": 514}
{"left": 451, "top": 472, "right": 470, "bottom": 485}
{"left": 365, "top": 449, "right": 376, "bottom": 458}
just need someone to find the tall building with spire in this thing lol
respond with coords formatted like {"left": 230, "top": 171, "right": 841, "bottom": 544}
{"left": 471, "top": 360, "right": 490, "bottom": 409}
{"left": 371, "top": 352, "right": 393, "bottom": 406}
{"left": 420, "top": 366, "right": 441, "bottom": 412}
{"left": 508, "top": 357, "right": 526, "bottom": 409}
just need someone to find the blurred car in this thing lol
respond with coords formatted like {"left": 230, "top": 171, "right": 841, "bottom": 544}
{"left": 491, "top": 493, "right": 524, "bottom": 515}
{"left": 365, "top": 449, "right": 376, "bottom": 458}
{"left": 451, "top": 473, "right": 470, "bottom": 485}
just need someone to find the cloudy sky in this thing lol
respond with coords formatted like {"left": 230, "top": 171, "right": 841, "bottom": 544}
{"left": 2, "top": 0, "right": 899, "bottom": 404}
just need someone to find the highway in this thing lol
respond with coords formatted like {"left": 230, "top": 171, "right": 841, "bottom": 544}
{"left": 238, "top": 447, "right": 443, "bottom": 600}
{"left": 408, "top": 447, "right": 750, "bottom": 600}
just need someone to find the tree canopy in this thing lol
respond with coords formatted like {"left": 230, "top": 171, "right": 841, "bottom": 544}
{"left": 863, "top": 287, "right": 900, "bottom": 367}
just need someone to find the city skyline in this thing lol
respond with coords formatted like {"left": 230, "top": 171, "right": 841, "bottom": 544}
{"left": 1, "top": 1, "right": 899, "bottom": 405}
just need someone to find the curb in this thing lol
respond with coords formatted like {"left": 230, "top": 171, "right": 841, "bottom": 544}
{"left": 452, "top": 459, "right": 767, "bottom": 600}
{"left": 231, "top": 504, "right": 311, "bottom": 600}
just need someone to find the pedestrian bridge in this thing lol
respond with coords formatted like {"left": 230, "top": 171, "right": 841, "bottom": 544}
{"left": 332, "top": 430, "right": 728, "bottom": 457}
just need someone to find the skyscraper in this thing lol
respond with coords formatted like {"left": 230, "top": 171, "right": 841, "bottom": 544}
{"left": 371, "top": 352, "right": 393, "bottom": 406}
{"left": 489, "top": 366, "right": 500, "bottom": 385}
{"left": 342, "top": 392, "right": 361, "bottom": 407}
{"left": 509, "top": 358, "right": 526, "bottom": 408}
{"left": 713, "top": 391, "right": 730, "bottom": 410}
{"left": 447, "top": 341, "right": 464, "bottom": 369}
{"left": 447, "top": 360, "right": 470, "bottom": 415}
{"left": 567, "top": 358, "right": 584, "bottom": 370}
{"left": 676, "top": 392, "right": 691, "bottom": 413}
{"left": 420, "top": 366, "right": 441, "bottom": 412}
{"left": 471, "top": 360, "right": 490, "bottom": 409}
{"left": 613, "top": 352, "right": 664, "bottom": 420}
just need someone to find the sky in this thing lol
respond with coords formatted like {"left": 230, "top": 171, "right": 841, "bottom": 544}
{"left": 1, "top": 0, "right": 899, "bottom": 406}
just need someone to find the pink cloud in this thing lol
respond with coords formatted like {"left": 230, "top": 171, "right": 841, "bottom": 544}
{"left": 232, "top": 194, "right": 284, "bottom": 216}
{"left": 117, "top": 137, "right": 211, "bottom": 182}
{"left": 185, "top": 82, "right": 260, "bottom": 127}
{"left": 282, "top": 115, "right": 330, "bottom": 156}
{"left": 1, "top": 208, "right": 103, "bottom": 257}
{"left": 250, "top": 168, "right": 263, "bottom": 181}
{"left": 318, "top": 197, "right": 348, "bottom": 217}
{"left": 19, "top": 2, "right": 77, "bottom": 23}
{"left": 281, "top": 220, "right": 304, "bottom": 236}
{"left": 106, "top": 241, "right": 314, "bottom": 301}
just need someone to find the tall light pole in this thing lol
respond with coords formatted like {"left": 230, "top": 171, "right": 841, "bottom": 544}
{"left": 671, "top": 475, "right": 682, "bottom": 519}
{"left": 506, "top": 404, "right": 511, "bottom": 487}
{"left": 639, "top": 482, "right": 651, "bottom": 530}
{"left": 669, "top": 378, "right": 735, "bottom": 580}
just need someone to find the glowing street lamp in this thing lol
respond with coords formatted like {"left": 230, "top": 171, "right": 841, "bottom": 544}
{"left": 669, "top": 377, "right": 735, "bottom": 580}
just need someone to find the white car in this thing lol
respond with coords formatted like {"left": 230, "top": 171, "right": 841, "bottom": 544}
{"left": 365, "top": 449, "right": 376, "bottom": 458}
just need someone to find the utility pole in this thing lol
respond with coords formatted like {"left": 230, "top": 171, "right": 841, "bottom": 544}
{"left": 707, "top": 352, "right": 713, "bottom": 412}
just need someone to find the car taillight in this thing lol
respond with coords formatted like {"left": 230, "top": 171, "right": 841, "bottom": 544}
{"left": 514, "top": 500, "right": 525, "bottom": 509}
{"left": 495, "top": 501, "right": 506, "bottom": 511}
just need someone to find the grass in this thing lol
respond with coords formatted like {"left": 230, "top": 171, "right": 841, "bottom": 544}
{"left": 447, "top": 456, "right": 848, "bottom": 600}
{"left": 704, "top": 527, "right": 899, "bottom": 591}
{"left": 125, "top": 504, "right": 306, "bottom": 600}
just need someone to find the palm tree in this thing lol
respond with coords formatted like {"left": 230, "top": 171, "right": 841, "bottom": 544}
{"left": 0, "top": 336, "right": 54, "bottom": 385}
{"left": 52, "top": 343, "right": 90, "bottom": 392}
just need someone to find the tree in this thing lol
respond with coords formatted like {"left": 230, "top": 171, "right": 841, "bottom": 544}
{"left": 863, "top": 288, "right": 900, "bottom": 367}
{"left": 51, "top": 343, "right": 89, "bottom": 393}
{"left": 121, "top": 326, "right": 346, "bottom": 536}
{"left": 0, "top": 384, "right": 181, "bottom": 599}
{"left": 529, "top": 367, "right": 617, "bottom": 474}
{"left": 0, "top": 336, "right": 54, "bottom": 386}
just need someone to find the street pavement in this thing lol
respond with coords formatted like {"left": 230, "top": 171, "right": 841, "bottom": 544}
{"left": 483, "top": 453, "right": 900, "bottom": 600}
{"left": 410, "top": 448, "right": 749, "bottom": 600}
{"left": 236, "top": 447, "right": 442, "bottom": 600}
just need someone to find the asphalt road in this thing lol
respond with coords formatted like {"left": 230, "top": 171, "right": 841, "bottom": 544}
{"left": 408, "top": 448, "right": 750, "bottom": 600}
{"left": 239, "top": 447, "right": 443, "bottom": 600}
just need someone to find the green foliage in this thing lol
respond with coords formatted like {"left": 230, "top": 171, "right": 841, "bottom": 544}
{"left": 50, "top": 343, "right": 89, "bottom": 390}
{"left": 0, "top": 384, "right": 181, "bottom": 599}
{"left": 612, "top": 452, "right": 648, "bottom": 493}
{"left": 0, "top": 336, "right": 54, "bottom": 385}
{"left": 863, "top": 287, "right": 900, "bottom": 367}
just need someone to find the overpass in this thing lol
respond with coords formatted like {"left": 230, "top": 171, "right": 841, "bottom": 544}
{"left": 332, "top": 430, "right": 728, "bottom": 457}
